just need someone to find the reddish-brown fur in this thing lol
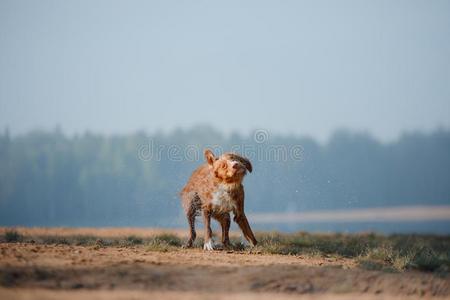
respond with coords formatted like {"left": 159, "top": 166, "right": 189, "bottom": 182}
{"left": 180, "top": 149, "right": 257, "bottom": 250}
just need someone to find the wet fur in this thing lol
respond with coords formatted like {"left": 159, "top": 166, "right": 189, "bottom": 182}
{"left": 180, "top": 149, "right": 257, "bottom": 250}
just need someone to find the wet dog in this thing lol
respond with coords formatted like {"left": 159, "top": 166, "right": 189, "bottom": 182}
{"left": 180, "top": 149, "right": 257, "bottom": 250}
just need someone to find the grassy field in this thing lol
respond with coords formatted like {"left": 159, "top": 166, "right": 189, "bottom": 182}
{"left": 1, "top": 227, "right": 449, "bottom": 299}
{"left": 2, "top": 228, "right": 449, "bottom": 273}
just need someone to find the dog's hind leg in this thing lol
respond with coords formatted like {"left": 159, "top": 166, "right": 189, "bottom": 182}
{"left": 183, "top": 194, "right": 200, "bottom": 248}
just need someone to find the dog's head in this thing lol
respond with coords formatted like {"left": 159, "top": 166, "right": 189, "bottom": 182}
{"left": 204, "top": 149, "right": 252, "bottom": 184}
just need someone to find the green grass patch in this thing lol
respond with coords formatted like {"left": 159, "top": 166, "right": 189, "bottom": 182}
{"left": 2, "top": 230, "right": 23, "bottom": 243}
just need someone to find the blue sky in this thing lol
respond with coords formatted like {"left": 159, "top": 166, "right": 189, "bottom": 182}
{"left": 1, "top": 0, "right": 449, "bottom": 141}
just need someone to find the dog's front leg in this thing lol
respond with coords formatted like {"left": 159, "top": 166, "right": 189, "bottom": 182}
{"left": 215, "top": 213, "right": 231, "bottom": 247}
{"left": 234, "top": 213, "right": 257, "bottom": 247}
{"left": 202, "top": 209, "right": 214, "bottom": 250}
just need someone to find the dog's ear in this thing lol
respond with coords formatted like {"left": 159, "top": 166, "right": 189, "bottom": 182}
{"left": 238, "top": 156, "right": 253, "bottom": 173}
{"left": 204, "top": 149, "right": 216, "bottom": 166}
{"left": 228, "top": 154, "right": 253, "bottom": 173}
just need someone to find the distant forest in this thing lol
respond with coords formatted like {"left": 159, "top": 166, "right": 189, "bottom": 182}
{"left": 1, "top": 126, "right": 449, "bottom": 227}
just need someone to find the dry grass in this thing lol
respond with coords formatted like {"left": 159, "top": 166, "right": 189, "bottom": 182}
{"left": 247, "top": 231, "right": 450, "bottom": 273}
{"left": 1, "top": 228, "right": 449, "bottom": 274}
{"left": 1, "top": 228, "right": 450, "bottom": 299}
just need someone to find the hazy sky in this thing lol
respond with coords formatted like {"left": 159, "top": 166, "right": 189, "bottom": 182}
{"left": 1, "top": 0, "right": 449, "bottom": 142}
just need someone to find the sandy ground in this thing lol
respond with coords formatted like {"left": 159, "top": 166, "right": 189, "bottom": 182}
{"left": 1, "top": 228, "right": 449, "bottom": 300}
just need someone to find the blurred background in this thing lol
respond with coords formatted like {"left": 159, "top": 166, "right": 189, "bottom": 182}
{"left": 1, "top": 0, "right": 449, "bottom": 233}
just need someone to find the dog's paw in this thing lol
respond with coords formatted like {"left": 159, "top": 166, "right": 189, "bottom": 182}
{"left": 203, "top": 239, "right": 215, "bottom": 251}
{"left": 222, "top": 241, "right": 231, "bottom": 250}
{"left": 181, "top": 239, "right": 194, "bottom": 249}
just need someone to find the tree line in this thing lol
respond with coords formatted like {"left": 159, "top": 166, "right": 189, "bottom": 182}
{"left": 0, "top": 126, "right": 449, "bottom": 227}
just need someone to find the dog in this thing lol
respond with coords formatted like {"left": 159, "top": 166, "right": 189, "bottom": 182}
{"left": 180, "top": 149, "right": 257, "bottom": 250}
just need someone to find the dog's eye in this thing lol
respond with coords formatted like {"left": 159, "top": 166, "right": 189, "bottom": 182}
{"left": 221, "top": 162, "right": 227, "bottom": 169}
